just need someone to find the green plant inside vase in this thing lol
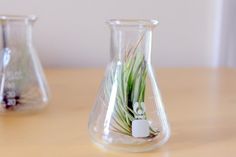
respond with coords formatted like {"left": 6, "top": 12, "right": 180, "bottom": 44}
{"left": 104, "top": 36, "right": 159, "bottom": 138}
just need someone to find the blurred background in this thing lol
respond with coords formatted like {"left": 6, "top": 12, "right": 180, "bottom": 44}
{"left": 0, "top": 0, "right": 235, "bottom": 68}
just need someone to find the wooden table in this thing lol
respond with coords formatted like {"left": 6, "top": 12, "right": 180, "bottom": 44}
{"left": 0, "top": 68, "right": 235, "bottom": 157}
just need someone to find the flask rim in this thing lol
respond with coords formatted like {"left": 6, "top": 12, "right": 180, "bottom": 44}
{"left": 0, "top": 15, "right": 37, "bottom": 22}
{"left": 106, "top": 19, "right": 158, "bottom": 27}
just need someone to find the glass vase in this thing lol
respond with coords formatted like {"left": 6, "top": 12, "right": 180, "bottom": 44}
{"left": 0, "top": 15, "right": 49, "bottom": 113}
{"left": 88, "top": 19, "right": 170, "bottom": 152}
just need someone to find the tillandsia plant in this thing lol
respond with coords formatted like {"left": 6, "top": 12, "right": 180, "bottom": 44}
{"left": 1, "top": 79, "right": 44, "bottom": 111}
{"left": 0, "top": 48, "right": 41, "bottom": 111}
{"left": 2, "top": 89, "right": 21, "bottom": 110}
{"left": 0, "top": 71, "right": 43, "bottom": 111}
{"left": 103, "top": 35, "right": 160, "bottom": 138}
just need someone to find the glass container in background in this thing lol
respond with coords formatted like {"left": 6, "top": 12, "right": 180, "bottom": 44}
{"left": 88, "top": 19, "right": 170, "bottom": 152}
{"left": 0, "top": 15, "right": 49, "bottom": 113}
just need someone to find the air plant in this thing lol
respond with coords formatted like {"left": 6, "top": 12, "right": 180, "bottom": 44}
{"left": 103, "top": 35, "right": 159, "bottom": 138}
{"left": 1, "top": 85, "right": 45, "bottom": 111}
{"left": 2, "top": 89, "right": 21, "bottom": 110}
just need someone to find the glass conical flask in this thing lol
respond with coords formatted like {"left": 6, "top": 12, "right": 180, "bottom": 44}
{"left": 0, "top": 15, "right": 49, "bottom": 113}
{"left": 88, "top": 19, "right": 170, "bottom": 152}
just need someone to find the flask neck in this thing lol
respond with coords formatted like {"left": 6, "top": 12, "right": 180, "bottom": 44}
{"left": 107, "top": 20, "right": 158, "bottom": 64}
{"left": 0, "top": 15, "right": 36, "bottom": 49}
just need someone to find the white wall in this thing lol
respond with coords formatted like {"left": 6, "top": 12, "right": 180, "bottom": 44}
{"left": 0, "top": 0, "right": 222, "bottom": 68}
{"left": 218, "top": 0, "right": 236, "bottom": 67}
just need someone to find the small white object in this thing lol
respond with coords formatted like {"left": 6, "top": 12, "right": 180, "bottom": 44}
{"left": 132, "top": 120, "right": 149, "bottom": 138}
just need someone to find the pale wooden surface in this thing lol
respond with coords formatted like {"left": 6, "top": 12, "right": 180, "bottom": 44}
{"left": 0, "top": 68, "right": 235, "bottom": 157}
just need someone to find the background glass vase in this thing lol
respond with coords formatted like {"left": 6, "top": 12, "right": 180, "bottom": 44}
{"left": 0, "top": 15, "right": 49, "bottom": 113}
{"left": 88, "top": 19, "right": 170, "bottom": 152}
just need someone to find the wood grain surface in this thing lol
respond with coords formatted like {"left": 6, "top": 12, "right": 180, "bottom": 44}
{"left": 0, "top": 68, "right": 235, "bottom": 157}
